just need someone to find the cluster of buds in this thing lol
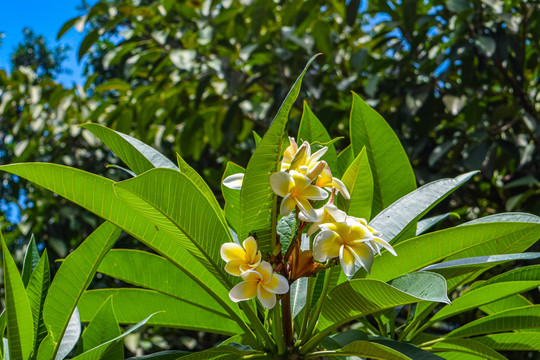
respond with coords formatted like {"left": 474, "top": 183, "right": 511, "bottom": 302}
{"left": 221, "top": 137, "right": 396, "bottom": 308}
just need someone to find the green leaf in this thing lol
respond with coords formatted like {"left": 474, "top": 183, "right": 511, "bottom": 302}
{"left": 416, "top": 213, "right": 453, "bottom": 235}
{"left": 221, "top": 162, "right": 245, "bottom": 232}
{"left": 317, "top": 279, "right": 439, "bottom": 334}
{"left": 422, "top": 253, "right": 540, "bottom": 272}
{"left": 78, "top": 29, "right": 99, "bottom": 61}
{"left": 81, "top": 123, "right": 178, "bottom": 175}
{"left": 290, "top": 277, "right": 309, "bottom": 320}
{"left": 177, "top": 346, "right": 260, "bottom": 360}
{"left": 0, "top": 164, "right": 236, "bottom": 325}
{"left": 461, "top": 212, "right": 540, "bottom": 226}
{"left": 94, "top": 79, "right": 131, "bottom": 93}
{"left": 79, "top": 289, "right": 242, "bottom": 335}
{"left": 336, "top": 145, "right": 354, "bottom": 178}
{"left": 430, "top": 339, "right": 505, "bottom": 360}
{"left": 419, "top": 281, "right": 540, "bottom": 333}
{"left": 81, "top": 297, "right": 121, "bottom": 355}
{"left": 112, "top": 168, "right": 233, "bottom": 283}
{"left": 238, "top": 54, "right": 320, "bottom": 253}
{"left": 43, "top": 222, "right": 120, "bottom": 356}
{"left": 369, "top": 338, "right": 445, "bottom": 360}
{"left": 298, "top": 101, "right": 338, "bottom": 173}
{"left": 365, "top": 221, "right": 540, "bottom": 282}
{"left": 72, "top": 313, "right": 156, "bottom": 360}
{"left": 57, "top": 17, "right": 79, "bottom": 40}
{"left": 338, "top": 147, "right": 373, "bottom": 220}
{"left": 126, "top": 351, "right": 189, "bottom": 359}
{"left": 56, "top": 308, "right": 81, "bottom": 360}
{"left": 252, "top": 131, "right": 262, "bottom": 146}
{"left": 1, "top": 231, "right": 34, "bottom": 360}
{"left": 276, "top": 212, "right": 296, "bottom": 252}
{"left": 22, "top": 235, "right": 40, "bottom": 287}
{"left": 480, "top": 294, "right": 532, "bottom": 315}
{"left": 310, "top": 340, "right": 413, "bottom": 359}
{"left": 471, "top": 263, "right": 540, "bottom": 289}
{"left": 473, "top": 332, "right": 540, "bottom": 351}
{"left": 97, "top": 249, "right": 239, "bottom": 323}
{"left": 26, "top": 249, "right": 50, "bottom": 353}
{"left": 349, "top": 92, "right": 416, "bottom": 216}
{"left": 447, "top": 305, "right": 540, "bottom": 338}
{"left": 370, "top": 171, "right": 477, "bottom": 244}
{"left": 389, "top": 272, "right": 450, "bottom": 304}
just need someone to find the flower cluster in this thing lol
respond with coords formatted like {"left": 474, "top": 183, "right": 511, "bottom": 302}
{"left": 271, "top": 138, "right": 396, "bottom": 276}
{"left": 220, "top": 236, "right": 289, "bottom": 309}
{"left": 221, "top": 137, "right": 396, "bottom": 308}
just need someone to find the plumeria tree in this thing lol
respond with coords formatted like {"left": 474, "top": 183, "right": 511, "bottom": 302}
{"left": 1, "top": 56, "right": 539, "bottom": 359}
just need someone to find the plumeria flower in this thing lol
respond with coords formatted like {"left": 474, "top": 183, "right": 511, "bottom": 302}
{"left": 229, "top": 261, "right": 289, "bottom": 309}
{"left": 313, "top": 217, "right": 396, "bottom": 276}
{"left": 281, "top": 137, "right": 328, "bottom": 178}
{"left": 220, "top": 236, "right": 262, "bottom": 276}
{"left": 314, "top": 162, "right": 350, "bottom": 199}
{"left": 270, "top": 170, "right": 328, "bottom": 222}
{"left": 223, "top": 173, "right": 244, "bottom": 190}
{"left": 299, "top": 202, "right": 347, "bottom": 236}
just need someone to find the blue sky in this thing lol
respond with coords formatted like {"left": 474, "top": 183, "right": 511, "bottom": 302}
{"left": 0, "top": 0, "right": 89, "bottom": 86}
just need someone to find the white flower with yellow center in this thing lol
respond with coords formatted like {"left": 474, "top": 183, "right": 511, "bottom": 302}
{"left": 281, "top": 138, "right": 327, "bottom": 178}
{"left": 298, "top": 203, "right": 347, "bottom": 236}
{"left": 229, "top": 261, "right": 289, "bottom": 309}
{"left": 313, "top": 217, "right": 396, "bottom": 276}
{"left": 220, "top": 236, "right": 262, "bottom": 276}
{"left": 314, "top": 162, "right": 350, "bottom": 199}
{"left": 270, "top": 170, "right": 328, "bottom": 222}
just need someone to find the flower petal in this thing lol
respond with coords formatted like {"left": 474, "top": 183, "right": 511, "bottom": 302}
{"left": 339, "top": 245, "right": 356, "bottom": 277}
{"left": 349, "top": 242, "right": 374, "bottom": 274}
{"left": 331, "top": 177, "right": 350, "bottom": 199}
{"left": 308, "top": 147, "right": 328, "bottom": 164}
{"left": 241, "top": 269, "right": 263, "bottom": 281}
{"left": 301, "top": 185, "right": 329, "bottom": 201}
{"left": 257, "top": 286, "right": 277, "bottom": 309}
{"left": 324, "top": 204, "right": 347, "bottom": 223}
{"left": 313, "top": 230, "right": 341, "bottom": 262}
{"left": 223, "top": 173, "right": 244, "bottom": 190}
{"left": 220, "top": 242, "right": 245, "bottom": 262}
{"left": 243, "top": 236, "right": 259, "bottom": 261}
{"left": 224, "top": 259, "right": 245, "bottom": 276}
{"left": 257, "top": 261, "right": 274, "bottom": 283}
{"left": 280, "top": 193, "right": 296, "bottom": 216}
{"left": 295, "top": 196, "right": 318, "bottom": 222}
{"left": 270, "top": 171, "right": 293, "bottom": 197}
{"left": 229, "top": 280, "right": 258, "bottom": 302}
{"left": 263, "top": 273, "right": 289, "bottom": 294}
{"left": 290, "top": 170, "right": 313, "bottom": 190}
{"left": 371, "top": 238, "right": 397, "bottom": 256}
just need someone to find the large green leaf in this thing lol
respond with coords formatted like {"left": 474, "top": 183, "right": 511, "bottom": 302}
{"left": 80, "top": 123, "right": 178, "bottom": 175}
{"left": 336, "top": 145, "right": 354, "bottom": 178}
{"left": 369, "top": 171, "right": 477, "bottom": 244}
{"left": 365, "top": 221, "right": 540, "bottom": 282}
{"left": 418, "top": 281, "right": 540, "bottom": 333}
{"left": 72, "top": 313, "right": 155, "bottom": 360}
{"left": 298, "top": 101, "right": 338, "bottom": 173}
{"left": 461, "top": 212, "right": 540, "bottom": 225}
{"left": 422, "top": 253, "right": 540, "bottom": 272}
{"left": 112, "top": 168, "right": 233, "bottom": 284}
{"left": 473, "top": 332, "right": 540, "bottom": 351}
{"left": 78, "top": 289, "right": 243, "bottom": 335}
{"left": 81, "top": 297, "right": 122, "bottom": 358}
{"left": 290, "top": 277, "right": 309, "bottom": 320}
{"left": 42, "top": 221, "right": 120, "bottom": 356}
{"left": 446, "top": 305, "right": 540, "bottom": 338}
{"left": 317, "top": 278, "right": 444, "bottom": 336}
{"left": 126, "top": 351, "right": 189, "bottom": 359}
{"left": 389, "top": 272, "right": 450, "bottom": 304}
{"left": 480, "top": 294, "right": 532, "bottom": 315}
{"left": 338, "top": 147, "right": 373, "bottom": 220}
{"left": 349, "top": 92, "right": 416, "bottom": 216}
{"left": 178, "top": 346, "right": 260, "bottom": 360}
{"left": 238, "top": 54, "right": 320, "bottom": 253}
{"left": 369, "top": 338, "right": 445, "bottom": 360}
{"left": 428, "top": 338, "right": 506, "bottom": 360}
{"left": 306, "top": 340, "right": 412, "bottom": 359}
{"left": 1, "top": 231, "right": 34, "bottom": 360}
{"left": 55, "top": 308, "right": 81, "bottom": 360}
{"left": 221, "top": 162, "right": 244, "bottom": 232}
{"left": 26, "top": 249, "right": 50, "bottom": 354}
{"left": 97, "top": 250, "right": 237, "bottom": 321}
{"left": 416, "top": 213, "right": 452, "bottom": 235}
{"left": 21, "top": 235, "right": 40, "bottom": 287}
{"left": 471, "top": 264, "right": 540, "bottom": 290}
{"left": 0, "top": 164, "right": 236, "bottom": 321}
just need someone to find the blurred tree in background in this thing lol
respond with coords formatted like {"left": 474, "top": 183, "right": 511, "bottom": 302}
{"left": 1, "top": 0, "right": 539, "bottom": 252}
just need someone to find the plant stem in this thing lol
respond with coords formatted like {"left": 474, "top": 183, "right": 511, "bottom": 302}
{"left": 298, "top": 267, "right": 334, "bottom": 351}
{"left": 281, "top": 290, "right": 293, "bottom": 348}
{"left": 273, "top": 302, "right": 286, "bottom": 355}
{"left": 241, "top": 302, "right": 276, "bottom": 351}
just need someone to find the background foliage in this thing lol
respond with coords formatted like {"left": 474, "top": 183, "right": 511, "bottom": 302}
{"left": 0, "top": 0, "right": 539, "bottom": 356}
